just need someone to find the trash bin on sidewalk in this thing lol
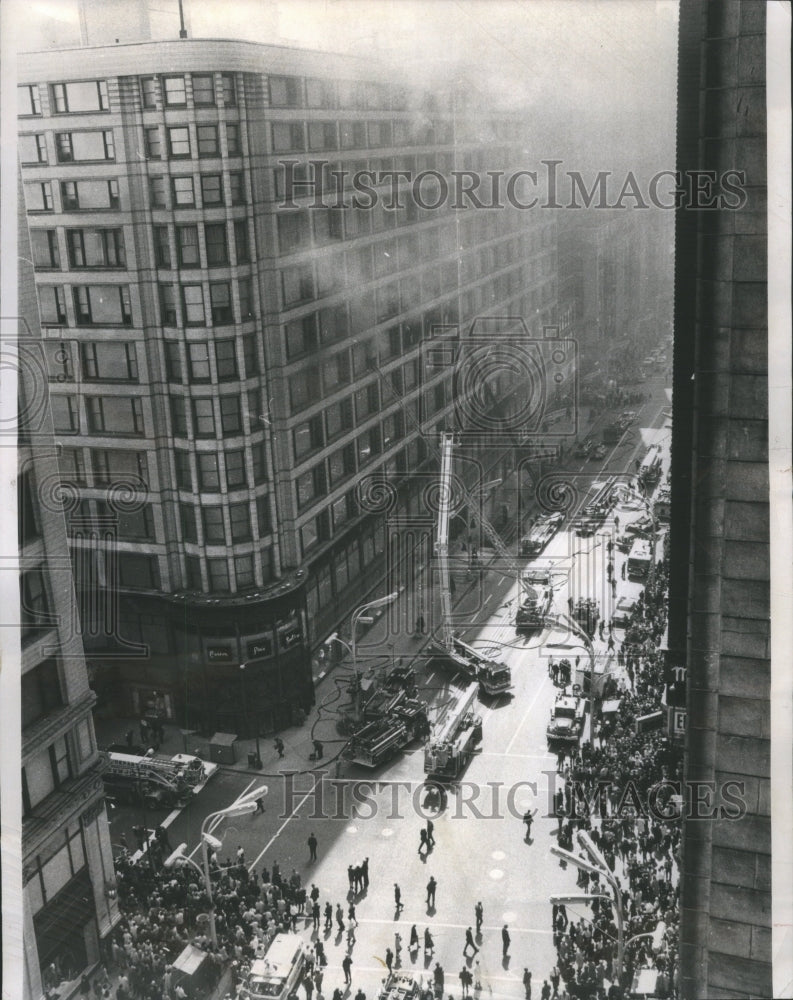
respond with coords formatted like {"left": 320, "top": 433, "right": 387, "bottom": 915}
{"left": 209, "top": 732, "right": 237, "bottom": 764}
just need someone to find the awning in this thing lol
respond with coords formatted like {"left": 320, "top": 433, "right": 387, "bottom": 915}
{"left": 602, "top": 699, "right": 621, "bottom": 714}
{"left": 173, "top": 943, "right": 208, "bottom": 976}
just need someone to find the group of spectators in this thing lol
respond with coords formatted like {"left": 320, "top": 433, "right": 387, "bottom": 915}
{"left": 544, "top": 547, "right": 680, "bottom": 998}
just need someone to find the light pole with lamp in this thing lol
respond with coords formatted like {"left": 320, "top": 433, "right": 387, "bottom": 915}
{"left": 349, "top": 592, "right": 398, "bottom": 720}
{"left": 239, "top": 662, "right": 262, "bottom": 768}
{"left": 550, "top": 829, "right": 625, "bottom": 982}
{"left": 195, "top": 787, "right": 267, "bottom": 947}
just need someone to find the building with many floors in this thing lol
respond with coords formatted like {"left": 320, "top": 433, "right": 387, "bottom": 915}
{"left": 18, "top": 174, "right": 120, "bottom": 1000}
{"left": 17, "top": 38, "right": 558, "bottom": 738}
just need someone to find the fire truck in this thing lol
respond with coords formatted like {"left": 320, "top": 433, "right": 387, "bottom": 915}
{"left": 515, "top": 569, "right": 553, "bottom": 631}
{"left": 430, "top": 433, "right": 513, "bottom": 698}
{"left": 546, "top": 684, "right": 587, "bottom": 747}
{"left": 377, "top": 972, "right": 423, "bottom": 1000}
{"left": 101, "top": 750, "right": 199, "bottom": 809}
{"left": 424, "top": 682, "right": 482, "bottom": 781}
{"left": 343, "top": 685, "right": 429, "bottom": 768}
{"left": 520, "top": 512, "right": 564, "bottom": 556}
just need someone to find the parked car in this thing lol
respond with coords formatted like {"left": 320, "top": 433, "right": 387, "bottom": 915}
{"left": 612, "top": 597, "right": 638, "bottom": 629}
{"left": 625, "top": 515, "right": 654, "bottom": 537}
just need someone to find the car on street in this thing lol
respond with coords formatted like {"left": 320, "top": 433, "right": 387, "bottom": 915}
{"left": 520, "top": 511, "right": 564, "bottom": 556}
{"left": 619, "top": 410, "right": 637, "bottom": 429}
{"left": 589, "top": 443, "right": 607, "bottom": 460}
{"left": 625, "top": 515, "right": 654, "bottom": 537}
{"left": 612, "top": 596, "right": 638, "bottom": 629}
{"left": 575, "top": 438, "right": 594, "bottom": 458}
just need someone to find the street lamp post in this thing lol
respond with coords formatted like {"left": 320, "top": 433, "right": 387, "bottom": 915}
{"left": 349, "top": 592, "right": 398, "bottom": 721}
{"left": 195, "top": 790, "right": 265, "bottom": 947}
{"left": 239, "top": 663, "right": 262, "bottom": 768}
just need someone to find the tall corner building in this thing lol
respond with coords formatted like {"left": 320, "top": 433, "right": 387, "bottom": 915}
{"left": 18, "top": 173, "right": 120, "bottom": 999}
{"left": 17, "top": 39, "right": 558, "bottom": 737}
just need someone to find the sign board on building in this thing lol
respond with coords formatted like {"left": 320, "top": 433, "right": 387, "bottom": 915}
{"left": 278, "top": 617, "right": 302, "bottom": 650}
{"left": 246, "top": 636, "right": 273, "bottom": 660}
{"left": 668, "top": 706, "right": 686, "bottom": 741}
{"left": 206, "top": 645, "right": 232, "bottom": 662}
{"left": 634, "top": 710, "right": 664, "bottom": 734}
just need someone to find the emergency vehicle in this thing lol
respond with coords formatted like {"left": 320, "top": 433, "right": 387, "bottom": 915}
{"left": 100, "top": 750, "right": 205, "bottom": 809}
{"left": 241, "top": 934, "right": 307, "bottom": 1000}
{"left": 519, "top": 512, "right": 563, "bottom": 556}
{"left": 424, "top": 682, "right": 482, "bottom": 781}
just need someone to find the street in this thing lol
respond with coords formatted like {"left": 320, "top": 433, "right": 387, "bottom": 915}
{"left": 106, "top": 371, "right": 672, "bottom": 999}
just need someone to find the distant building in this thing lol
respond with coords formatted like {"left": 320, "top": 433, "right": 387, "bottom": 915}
{"left": 17, "top": 38, "right": 558, "bottom": 737}
{"left": 18, "top": 175, "right": 120, "bottom": 1000}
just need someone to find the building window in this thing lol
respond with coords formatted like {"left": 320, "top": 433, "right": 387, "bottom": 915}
{"left": 325, "top": 396, "right": 353, "bottom": 440}
{"left": 167, "top": 126, "right": 191, "bottom": 158}
{"left": 215, "top": 340, "right": 238, "bottom": 381}
{"left": 225, "top": 122, "right": 241, "bottom": 155}
{"left": 140, "top": 76, "right": 157, "bottom": 108}
{"left": 22, "top": 659, "right": 63, "bottom": 730}
{"left": 55, "top": 130, "right": 114, "bottom": 162}
{"left": 296, "top": 466, "right": 322, "bottom": 509}
{"left": 234, "top": 220, "right": 250, "bottom": 263}
{"left": 187, "top": 342, "right": 211, "bottom": 382}
{"left": 242, "top": 334, "right": 258, "bottom": 377}
{"left": 91, "top": 448, "right": 148, "bottom": 486}
{"left": 323, "top": 350, "right": 351, "bottom": 393}
{"left": 328, "top": 443, "right": 356, "bottom": 487}
{"left": 172, "top": 176, "right": 195, "bottom": 206}
{"left": 197, "top": 124, "right": 219, "bottom": 157}
{"left": 308, "top": 121, "right": 338, "bottom": 151}
{"left": 118, "top": 552, "right": 160, "bottom": 589}
{"left": 185, "top": 555, "right": 202, "bottom": 590}
{"left": 24, "top": 181, "right": 53, "bottom": 212}
{"left": 30, "top": 230, "right": 61, "bottom": 270}
{"left": 20, "top": 134, "right": 47, "bottom": 164}
{"left": 271, "top": 122, "right": 305, "bottom": 152}
{"left": 281, "top": 264, "right": 314, "bottom": 307}
{"left": 239, "top": 278, "right": 255, "bottom": 321}
{"left": 61, "top": 178, "right": 119, "bottom": 211}
{"left": 288, "top": 367, "right": 320, "bottom": 413}
{"left": 306, "top": 78, "right": 337, "bottom": 109}
{"left": 202, "top": 507, "right": 225, "bottom": 544}
{"left": 18, "top": 84, "right": 41, "bottom": 116}
{"left": 256, "top": 495, "right": 272, "bottom": 535}
{"left": 293, "top": 415, "right": 324, "bottom": 460}
{"left": 229, "top": 171, "right": 245, "bottom": 205}
{"left": 210, "top": 282, "right": 233, "bottom": 324}
{"left": 51, "top": 80, "right": 109, "bottom": 113}
{"left": 180, "top": 502, "right": 198, "bottom": 543}
{"left": 170, "top": 397, "right": 187, "bottom": 436}
{"left": 81, "top": 342, "right": 138, "bottom": 381}
{"left": 220, "top": 395, "right": 242, "bottom": 434}
{"left": 207, "top": 557, "right": 230, "bottom": 592}
{"left": 205, "top": 223, "right": 228, "bottom": 266}
{"left": 86, "top": 396, "right": 144, "bottom": 435}
{"left": 319, "top": 304, "right": 348, "bottom": 343}
{"left": 72, "top": 285, "right": 131, "bottom": 325}
{"left": 277, "top": 211, "right": 310, "bottom": 254}
{"left": 221, "top": 73, "right": 237, "bottom": 107}
{"left": 229, "top": 502, "right": 251, "bottom": 541}
{"left": 301, "top": 519, "right": 319, "bottom": 554}
{"left": 192, "top": 74, "right": 215, "bottom": 106}
{"left": 197, "top": 453, "right": 220, "bottom": 489}
{"left": 154, "top": 226, "right": 171, "bottom": 268}
{"left": 285, "top": 315, "right": 317, "bottom": 360}
{"left": 234, "top": 554, "right": 254, "bottom": 590}
{"left": 181, "top": 284, "right": 205, "bottom": 325}
{"left": 159, "top": 284, "right": 177, "bottom": 326}
{"left": 269, "top": 76, "right": 302, "bottom": 108}
{"left": 21, "top": 568, "right": 53, "bottom": 643}
{"left": 200, "top": 174, "right": 223, "bottom": 206}
{"left": 144, "top": 126, "right": 162, "bottom": 159}
{"left": 177, "top": 225, "right": 200, "bottom": 268}
{"left": 174, "top": 450, "right": 192, "bottom": 489}
{"left": 163, "top": 75, "right": 187, "bottom": 106}
{"left": 192, "top": 398, "right": 215, "bottom": 438}
{"left": 252, "top": 444, "right": 268, "bottom": 484}
{"left": 225, "top": 449, "right": 247, "bottom": 489}
{"left": 149, "top": 176, "right": 167, "bottom": 208}
{"left": 109, "top": 502, "right": 155, "bottom": 540}
{"left": 67, "top": 228, "right": 125, "bottom": 268}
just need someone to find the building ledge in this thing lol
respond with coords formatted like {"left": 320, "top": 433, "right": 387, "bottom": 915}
{"left": 22, "top": 690, "right": 97, "bottom": 766}
{"left": 23, "top": 766, "right": 106, "bottom": 860}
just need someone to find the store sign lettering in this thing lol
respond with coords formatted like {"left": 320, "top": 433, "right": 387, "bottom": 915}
{"left": 207, "top": 645, "right": 232, "bottom": 661}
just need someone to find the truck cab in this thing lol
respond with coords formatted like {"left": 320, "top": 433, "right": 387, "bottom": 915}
{"left": 546, "top": 686, "right": 586, "bottom": 746}
{"left": 241, "top": 934, "right": 307, "bottom": 1000}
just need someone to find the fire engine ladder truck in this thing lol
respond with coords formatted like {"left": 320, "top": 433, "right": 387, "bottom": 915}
{"left": 424, "top": 680, "right": 482, "bottom": 780}
{"left": 101, "top": 751, "right": 191, "bottom": 803}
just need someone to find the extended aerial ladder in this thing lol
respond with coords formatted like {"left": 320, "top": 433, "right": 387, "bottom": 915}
{"left": 424, "top": 680, "right": 482, "bottom": 780}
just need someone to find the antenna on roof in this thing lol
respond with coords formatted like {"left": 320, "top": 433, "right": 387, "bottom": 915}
{"left": 178, "top": 0, "right": 188, "bottom": 38}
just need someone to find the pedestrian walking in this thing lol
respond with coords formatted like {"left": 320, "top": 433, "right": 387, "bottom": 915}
{"left": 386, "top": 948, "right": 394, "bottom": 973}
{"left": 348, "top": 865, "right": 355, "bottom": 890}
{"left": 523, "top": 808, "right": 537, "bottom": 841}
{"left": 424, "top": 928, "right": 434, "bottom": 955}
{"left": 342, "top": 954, "right": 352, "bottom": 985}
{"left": 236, "top": 845, "right": 245, "bottom": 865}
{"left": 348, "top": 902, "right": 357, "bottom": 922}
{"left": 426, "top": 819, "right": 435, "bottom": 848}
{"left": 501, "top": 924, "right": 510, "bottom": 958}
{"left": 312, "top": 902, "right": 320, "bottom": 930}
{"left": 614, "top": 514, "right": 620, "bottom": 531}
{"left": 255, "top": 794, "right": 266, "bottom": 814}
{"left": 426, "top": 876, "right": 437, "bottom": 907}
{"left": 395, "top": 931, "right": 402, "bottom": 957}
{"left": 336, "top": 904, "right": 345, "bottom": 932}
{"left": 473, "top": 959, "right": 481, "bottom": 991}
{"left": 433, "top": 963, "right": 445, "bottom": 999}
{"left": 362, "top": 857, "right": 370, "bottom": 888}
{"left": 419, "top": 829, "right": 429, "bottom": 855}
{"left": 394, "top": 883, "right": 403, "bottom": 912}
{"left": 522, "top": 969, "right": 532, "bottom": 999}
{"left": 621, "top": 561, "right": 626, "bottom": 580}
{"left": 459, "top": 968, "right": 472, "bottom": 998}
{"left": 463, "top": 927, "right": 478, "bottom": 957}
{"left": 474, "top": 902, "right": 483, "bottom": 935}
{"left": 308, "top": 833, "right": 318, "bottom": 862}
{"left": 410, "top": 925, "right": 420, "bottom": 953}
{"left": 324, "top": 902, "right": 332, "bottom": 931}
{"left": 607, "top": 634, "right": 615, "bottom": 651}
{"left": 355, "top": 991, "right": 366, "bottom": 1000}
